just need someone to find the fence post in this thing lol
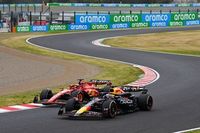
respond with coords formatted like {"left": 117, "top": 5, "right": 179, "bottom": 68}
{"left": 150, "top": 10, "right": 152, "bottom": 14}
{"left": 197, "top": 9, "right": 199, "bottom": 13}
{"left": 50, "top": 11, "right": 52, "bottom": 24}
{"left": 62, "top": 11, "right": 64, "bottom": 24}
{"left": 74, "top": 11, "right": 76, "bottom": 24}
{"left": 0, "top": 10, "right": 1, "bottom": 21}
{"left": 40, "top": 12, "right": 42, "bottom": 25}
{"left": 11, "top": 11, "right": 13, "bottom": 32}
{"left": 108, "top": 11, "right": 110, "bottom": 14}
{"left": 140, "top": 10, "right": 142, "bottom": 14}
{"left": 130, "top": 10, "right": 132, "bottom": 14}
{"left": 169, "top": 10, "right": 171, "bottom": 14}
{"left": 160, "top": 10, "right": 162, "bottom": 14}
{"left": 188, "top": 9, "right": 190, "bottom": 13}
{"left": 119, "top": 10, "right": 122, "bottom": 14}
{"left": 179, "top": 9, "right": 181, "bottom": 13}
{"left": 30, "top": 11, "right": 32, "bottom": 26}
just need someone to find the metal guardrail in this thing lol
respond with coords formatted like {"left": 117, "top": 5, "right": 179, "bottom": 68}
{"left": 47, "top": 3, "right": 200, "bottom": 7}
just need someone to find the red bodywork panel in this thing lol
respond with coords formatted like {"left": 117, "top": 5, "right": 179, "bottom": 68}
{"left": 48, "top": 89, "right": 72, "bottom": 103}
{"left": 44, "top": 82, "right": 100, "bottom": 104}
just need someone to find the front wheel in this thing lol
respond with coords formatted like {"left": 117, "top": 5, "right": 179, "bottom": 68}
{"left": 65, "top": 98, "right": 80, "bottom": 112}
{"left": 102, "top": 100, "right": 117, "bottom": 118}
{"left": 40, "top": 89, "right": 53, "bottom": 101}
{"left": 71, "top": 91, "right": 85, "bottom": 102}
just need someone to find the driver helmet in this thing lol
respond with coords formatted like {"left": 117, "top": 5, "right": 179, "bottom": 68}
{"left": 110, "top": 87, "right": 124, "bottom": 95}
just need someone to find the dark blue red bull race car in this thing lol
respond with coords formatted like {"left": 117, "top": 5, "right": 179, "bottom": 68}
{"left": 58, "top": 86, "right": 153, "bottom": 119}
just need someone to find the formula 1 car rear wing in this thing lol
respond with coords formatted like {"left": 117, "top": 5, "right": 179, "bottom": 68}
{"left": 90, "top": 79, "right": 111, "bottom": 85}
{"left": 120, "top": 86, "right": 148, "bottom": 94}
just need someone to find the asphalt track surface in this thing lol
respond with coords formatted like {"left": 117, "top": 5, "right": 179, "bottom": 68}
{"left": 1, "top": 27, "right": 200, "bottom": 133}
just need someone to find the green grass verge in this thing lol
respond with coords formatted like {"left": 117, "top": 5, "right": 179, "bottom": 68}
{"left": 103, "top": 30, "right": 200, "bottom": 56}
{"left": 0, "top": 32, "right": 143, "bottom": 107}
{"left": 188, "top": 130, "right": 200, "bottom": 133}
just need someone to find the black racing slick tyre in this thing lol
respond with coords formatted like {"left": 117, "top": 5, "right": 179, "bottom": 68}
{"left": 40, "top": 89, "right": 53, "bottom": 101}
{"left": 71, "top": 90, "right": 85, "bottom": 102}
{"left": 102, "top": 100, "right": 117, "bottom": 118}
{"left": 65, "top": 98, "right": 80, "bottom": 112}
{"left": 138, "top": 94, "right": 153, "bottom": 111}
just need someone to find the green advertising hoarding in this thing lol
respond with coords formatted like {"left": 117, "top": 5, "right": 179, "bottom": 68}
{"left": 177, "top": 3, "right": 191, "bottom": 7}
{"left": 60, "top": 3, "right": 72, "bottom": 6}
{"left": 131, "top": 22, "right": 149, "bottom": 28}
{"left": 49, "top": 25, "right": 67, "bottom": 31}
{"left": 118, "top": 4, "right": 131, "bottom": 7}
{"left": 10, "top": 4, "right": 15, "bottom": 7}
{"left": 17, "top": 26, "right": 30, "bottom": 32}
{"left": 171, "top": 12, "right": 198, "bottom": 21}
{"left": 169, "top": 21, "right": 184, "bottom": 26}
{"left": 110, "top": 14, "right": 141, "bottom": 23}
{"left": 48, "top": 3, "right": 60, "bottom": 6}
{"left": 91, "top": 24, "right": 109, "bottom": 30}
{"left": 89, "top": 4, "right": 101, "bottom": 7}
{"left": 148, "top": 4, "right": 160, "bottom": 7}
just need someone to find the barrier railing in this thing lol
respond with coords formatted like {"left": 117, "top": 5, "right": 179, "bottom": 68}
{"left": 0, "top": 3, "right": 199, "bottom": 14}
{"left": 47, "top": 3, "right": 200, "bottom": 7}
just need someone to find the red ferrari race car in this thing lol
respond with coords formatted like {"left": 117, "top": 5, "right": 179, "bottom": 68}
{"left": 33, "top": 79, "right": 113, "bottom": 105}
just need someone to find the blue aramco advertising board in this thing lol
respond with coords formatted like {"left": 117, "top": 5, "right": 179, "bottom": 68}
{"left": 142, "top": 13, "right": 171, "bottom": 27}
{"left": 68, "top": 24, "right": 90, "bottom": 30}
{"left": 184, "top": 20, "right": 200, "bottom": 26}
{"left": 110, "top": 23, "right": 130, "bottom": 29}
{"left": 31, "top": 25, "right": 48, "bottom": 32}
{"left": 75, "top": 14, "right": 110, "bottom": 24}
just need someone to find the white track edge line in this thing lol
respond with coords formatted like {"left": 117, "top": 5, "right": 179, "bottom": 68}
{"left": 10, "top": 105, "right": 32, "bottom": 110}
{"left": 173, "top": 127, "right": 200, "bottom": 133}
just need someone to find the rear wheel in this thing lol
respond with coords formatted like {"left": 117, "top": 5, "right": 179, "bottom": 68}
{"left": 65, "top": 98, "right": 80, "bottom": 112}
{"left": 102, "top": 100, "right": 117, "bottom": 118}
{"left": 138, "top": 94, "right": 153, "bottom": 111}
{"left": 40, "top": 89, "right": 53, "bottom": 101}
